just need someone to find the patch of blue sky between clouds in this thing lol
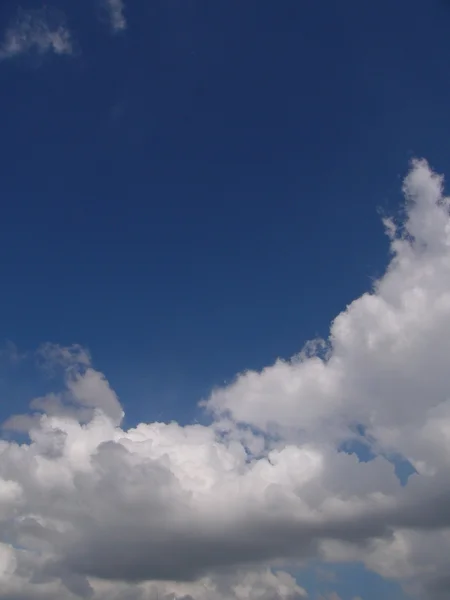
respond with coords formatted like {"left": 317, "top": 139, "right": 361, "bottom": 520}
{"left": 339, "top": 424, "right": 417, "bottom": 486}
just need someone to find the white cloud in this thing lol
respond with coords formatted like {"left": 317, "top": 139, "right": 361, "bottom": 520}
{"left": 2, "top": 159, "right": 450, "bottom": 598}
{"left": 103, "top": 0, "right": 127, "bottom": 32}
{"left": 0, "top": 9, "right": 73, "bottom": 60}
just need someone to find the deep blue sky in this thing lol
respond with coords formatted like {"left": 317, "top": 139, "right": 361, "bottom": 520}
{"left": 1, "top": 0, "right": 450, "bottom": 433}
{"left": 3, "top": 1, "right": 448, "bottom": 598}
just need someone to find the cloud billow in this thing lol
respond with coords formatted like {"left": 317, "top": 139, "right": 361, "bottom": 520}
{"left": 1, "top": 160, "right": 450, "bottom": 599}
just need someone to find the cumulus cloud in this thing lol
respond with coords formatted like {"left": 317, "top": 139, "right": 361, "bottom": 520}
{"left": 1, "top": 159, "right": 450, "bottom": 598}
{"left": 102, "top": 0, "right": 127, "bottom": 32}
{"left": 0, "top": 9, "right": 73, "bottom": 60}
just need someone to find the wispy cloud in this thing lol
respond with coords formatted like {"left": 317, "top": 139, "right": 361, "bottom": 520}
{"left": 0, "top": 8, "right": 73, "bottom": 61}
{"left": 103, "top": 0, "right": 127, "bottom": 32}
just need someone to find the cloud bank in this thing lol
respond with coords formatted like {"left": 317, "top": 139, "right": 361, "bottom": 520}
{"left": 1, "top": 160, "right": 450, "bottom": 599}
{"left": 0, "top": 9, "right": 72, "bottom": 60}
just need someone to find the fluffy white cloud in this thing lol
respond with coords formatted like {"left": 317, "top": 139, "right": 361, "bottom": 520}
{"left": 1, "top": 159, "right": 450, "bottom": 598}
{"left": 102, "top": 0, "right": 127, "bottom": 32}
{"left": 0, "top": 9, "right": 73, "bottom": 60}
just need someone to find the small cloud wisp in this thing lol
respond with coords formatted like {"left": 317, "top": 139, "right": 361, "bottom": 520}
{"left": 0, "top": 8, "right": 72, "bottom": 60}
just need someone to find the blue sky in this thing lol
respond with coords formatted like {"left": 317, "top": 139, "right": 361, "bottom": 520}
{"left": 1, "top": 1, "right": 450, "bottom": 599}
{"left": 3, "top": 0, "right": 450, "bottom": 421}
{"left": 1, "top": 0, "right": 450, "bottom": 416}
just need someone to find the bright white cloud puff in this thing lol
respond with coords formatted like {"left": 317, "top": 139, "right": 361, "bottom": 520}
{"left": 1, "top": 160, "right": 449, "bottom": 599}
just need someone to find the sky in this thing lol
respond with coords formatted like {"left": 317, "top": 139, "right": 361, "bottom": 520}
{"left": 1, "top": 0, "right": 450, "bottom": 599}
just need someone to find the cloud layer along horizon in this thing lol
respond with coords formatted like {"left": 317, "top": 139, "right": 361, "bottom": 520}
{"left": 1, "top": 159, "right": 450, "bottom": 599}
